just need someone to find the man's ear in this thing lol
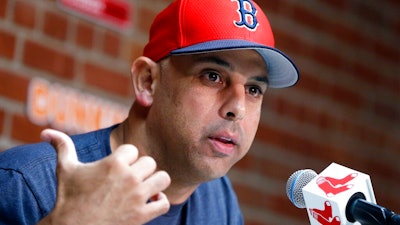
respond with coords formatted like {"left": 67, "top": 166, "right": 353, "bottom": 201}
{"left": 130, "top": 56, "right": 159, "bottom": 107}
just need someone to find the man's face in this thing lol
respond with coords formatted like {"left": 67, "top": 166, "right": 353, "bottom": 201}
{"left": 146, "top": 49, "right": 268, "bottom": 184}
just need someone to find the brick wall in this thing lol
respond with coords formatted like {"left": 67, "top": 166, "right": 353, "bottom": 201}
{"left": 0, "top": 0, "right": 399, "bottom": 225}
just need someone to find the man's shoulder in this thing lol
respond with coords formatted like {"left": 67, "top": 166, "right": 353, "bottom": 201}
{"left": 0, "top": 125, "right": 116, "bottom": 171}
{"left": 0, "top": 141, "right": 56, "bottom": 172}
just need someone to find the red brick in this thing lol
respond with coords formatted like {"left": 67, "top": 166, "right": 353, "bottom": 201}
{"left": 387, "top": 0, "right": 400, "bottom": 8}
{"left": 23, "top": 40, "right": 75, "bottom": 80}
{"left": 330, "top": 22, "right": 365, "bottom": 48}
{"left": 76, "top": 21, "right": 94, "bottom": 49}
{"left": 381, "top": 76, "right": 399, "bottom": 96}
{"left": 0, "top": 108, "right": 4, "bottom": 135}
{"left": 372, "top": 40, "right": 400, "bottom": 64}
{"left": 322, "top": 0, "right": 349, "bottom": 11}
{"left": 0, "top": 29, "right": 16, "bottom": 59}
{"left": 84, "top": 62, "right": 131, "bottom": 97}
{"left": 357, "top": 2, "right": 383, "bottom": 26}
{"left": 373, "top": 101, "right": 399, "bottom": 122}
{"left": 273, "top": 27, "right": 310, "bottom": 58}
{"left": 377, "top": 192, "right": 400, "bottom": 217}
{"left": 235, "top": 153, "right": 293, "bottom": 180}
{"left": 276, "top": 2, "right": 399, "bottom": 89}
{"left": 130, "top": 41, "right": 144, "bottom": 61}
{"left": 0, "top": 0, "right": 7, "bottom": 18}
{"left": 294, "top": 74, "right": 322, "bottom": 99}
{"left": 0, "top": 69, "right": 29, "bottom": 102}
{"left": 13, "top": 1, "right": 36, "bottom": 29}
{"left": 244, "top": 221, "right": 266, "bottom": 225}
{"left": 291, "top": 4, "right": 324, "bottom": 30}
{"left": 267, "top": 85, "right": 394, "bottom": 151}
{"left": 296, "top": 72, "right": 363, "bottom": 108}
{"left": 310, "top": 46, "right": 344, "bottom": 70}
{"left": 234, "top": 183, "right": 306, "bottom": 221}
{"left": 43, "top": 11, "right": 68, "bottom": 41}
{"left": 233, "top": 183, "right": 269, "bottom": 211}
{"left": 367, "top": 160, "right": 400, "bottom": 184}
{"left": 389, "top": 78, "right": 400, "bottom": 94}
{"left": 350, "top": 62, "right": 400, "bottom": 95}
{"left": 330, "top": 83, "right": 363, "bottom": 108}
{"left": 265, "top": 96, "right": 297, "bottom": 120}
{"left": 351, "top": 62, "right": 381, "bottom": 85}
{"left": 294, "top": 101, "right": 322, "bottom": 125}
{"left": 11, "top": 114, "right": 47, "bottom": 143}
{"left": 103, "top": 30, "right": 120, "bottom": 57}
{"left": 340, "top": 119, "right": 383, "bottom": 150}
{"left": 137, "top": 7, "right": 157, "bottom": 33}
{"left": 268, "top": 95, "right": 344, "bottom": 132}
{"left": 257, "top": 0, "right": 282, "bottom": 13}
{"left": 255, "top": 123, "right": 339, "bottom": 162}
{"left": 395, "top": 19, "right": 400, "bottom": 37}
{"left": 257, "top": 121, "right": 400, "bottom": 181}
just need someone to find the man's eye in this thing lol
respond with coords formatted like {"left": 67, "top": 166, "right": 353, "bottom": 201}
{"left": 248, "top": 86, "right": 263, "bottom": 97}
{"left": 206, "top": 72, "right": 222, "bottom": 83}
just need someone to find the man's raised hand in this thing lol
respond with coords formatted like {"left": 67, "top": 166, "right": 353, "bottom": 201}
{"left": 38, "top": 129, "right": 171, "bottom": 225}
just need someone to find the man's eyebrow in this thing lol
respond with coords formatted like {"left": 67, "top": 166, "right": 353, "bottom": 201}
{"left": 252, "top": 75, "right": 269, "bottom": 85}
{"left": 193, "top": 55, "right": 233, "bottom": 69}
{"left": 193, "top": 55, "right": 269, "bottom": 85}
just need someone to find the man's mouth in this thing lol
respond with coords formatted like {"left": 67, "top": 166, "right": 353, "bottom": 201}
{"left": 208, "top": 135, "right": 238, "bottom": 156}
{"left": 211, "top": 136, "right": 236, "bottom": 146}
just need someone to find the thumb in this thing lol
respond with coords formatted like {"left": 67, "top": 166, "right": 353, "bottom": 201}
{"left": 41, "top": 129, "right": 78, "bottom": 171}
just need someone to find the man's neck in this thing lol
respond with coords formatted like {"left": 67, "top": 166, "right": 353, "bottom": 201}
{"left": 163, "top": 182, "right": 199, "bottom": 205}
{"left": 110, "top": 120, "right": 199, "bottom": 205}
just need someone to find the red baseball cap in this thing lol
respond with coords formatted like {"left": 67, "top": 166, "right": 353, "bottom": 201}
{"left": 143, "top": 0, "right": 299, "bottom": 88}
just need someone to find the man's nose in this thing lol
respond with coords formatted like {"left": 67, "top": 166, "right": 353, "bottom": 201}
{"left": 219, "top": 84, "right": 245, "bottom": 121}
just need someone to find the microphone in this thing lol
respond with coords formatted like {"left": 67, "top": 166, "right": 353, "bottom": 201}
{"left": 286, "top": 163, "right": 400, "bottom": 225}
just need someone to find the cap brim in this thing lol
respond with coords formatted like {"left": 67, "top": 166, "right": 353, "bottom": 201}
{"left": 170, "top": 40, "right": 299, "bottom": 88}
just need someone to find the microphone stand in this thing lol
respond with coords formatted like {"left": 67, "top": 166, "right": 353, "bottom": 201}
{"left": 346, "top": 192, "right": 400, "bottom": 225}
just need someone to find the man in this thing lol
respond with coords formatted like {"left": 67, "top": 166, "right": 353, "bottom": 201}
{"left": 0, "top": 0, "right": 299, "bottom": 224}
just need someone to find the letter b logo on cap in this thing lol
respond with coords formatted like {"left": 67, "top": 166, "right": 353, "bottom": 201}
{"left": 232, "top": 0, "right": 259, "bottom": 30}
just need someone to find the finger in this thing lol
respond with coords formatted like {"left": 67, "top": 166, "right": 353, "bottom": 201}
{"left": 143, "top": 171, "right": 171, "bottom": 197}
{"left": 130, "top": 156, "right": 157, "bottom": 181}
{"left": 41, "top": 129, "right": 78, "bottom": 171}
{"left": 112, "top": 144, "right": 139, "bottom": 165}
{"left": 144, "top": 192, "right": 170, "bottom": 219}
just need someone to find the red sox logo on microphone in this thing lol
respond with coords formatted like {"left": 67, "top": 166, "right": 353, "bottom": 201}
{"left": 309, "top": 173, "right": 358, "bottom": 225}
{"left": 309, "top": 201, "right": 341, "bottom": 225}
